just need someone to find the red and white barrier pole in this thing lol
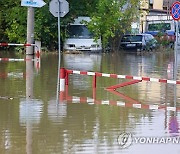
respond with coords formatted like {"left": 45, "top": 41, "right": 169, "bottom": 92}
{"left": 66, "top": 69, "right": 180, "bottom": 85}
{"left": 65, "top": 95, "right": 179, "bottom": 112}
{"left": 0, "top": 58, "right": 36, "bottom": 62}
{"left": 0, "top": 43, "right": 32, "bottom": 47}
{"left": 106, "top": 80, "right": 142, "bottom": 90}
{"left": 0, "top": 43, "right": 40, "bottom": 58}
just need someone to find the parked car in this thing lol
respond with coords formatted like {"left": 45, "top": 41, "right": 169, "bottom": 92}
{"left": 145, "top": 20, "right": 176, "bottom": 44}
{"left": 63, "top": 17, "right": 102, "bottom": 52}
{"left": 120, "top": 33, "right": 158, "bottom": 51}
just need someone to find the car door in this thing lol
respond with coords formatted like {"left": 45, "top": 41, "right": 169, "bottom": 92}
{"left": 144, "top": 35, "right": 151, "bottom": 50}
{"left": 148, "top": 35, "right": 157, "bottom": 49}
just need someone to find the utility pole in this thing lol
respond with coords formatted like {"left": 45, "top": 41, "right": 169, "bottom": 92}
{"left": 21, "top": 0, "right": 46, "bottom": 55}
{"left": 26, "top": 7, "right": 34, "bottom": 55}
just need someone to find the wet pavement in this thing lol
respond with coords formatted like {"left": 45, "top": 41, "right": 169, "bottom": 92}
{"left": 0, "top": 50, "right": 180, "bottom": 154}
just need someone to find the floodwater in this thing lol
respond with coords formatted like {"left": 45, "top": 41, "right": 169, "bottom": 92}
{"left": 0, "top": 50, "right": 180, "bottom": 154}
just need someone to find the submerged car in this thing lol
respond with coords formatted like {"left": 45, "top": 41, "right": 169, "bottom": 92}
{"left": 63, "top": 17, "right": 102, "bottom": 52}
{"left": 120, "top": 33, "right": 158, "bottom": 51}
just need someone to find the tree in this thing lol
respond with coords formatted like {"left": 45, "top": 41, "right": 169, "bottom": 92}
{"left": 87, "top": 0, "right": 140, "bottom": 52}
{"left": 0, "top": 0, "right": 99, "bottom": 51}
{"left": 0, "top": 0, "right": 140, "bottom": 51}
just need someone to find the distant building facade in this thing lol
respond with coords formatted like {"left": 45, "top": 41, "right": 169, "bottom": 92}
{"left": 138, "top": 0, "right": 178, "bottom": 33}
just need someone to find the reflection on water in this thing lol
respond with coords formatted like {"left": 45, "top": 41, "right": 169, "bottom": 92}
{"left": 63, "top": 54, "right": 102, "bottom": 71}
{"left": 0, "top": 51, "right": 180, "bottom": 153}
{"left": 19, "top": 99, "right": 43, "bottom": 125}
{"left": 48, "top": 100, "right": 67, "bottom": 123}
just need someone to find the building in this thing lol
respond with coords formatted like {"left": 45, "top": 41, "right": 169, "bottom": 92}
{"left": 163, "top": 0, "right": 179, "bottom": 10}
{"left": 139, "top": 0, "right": 178, "bottom": 33}
{"left": 149, "top": 0, "right": 163, "bottom": 10}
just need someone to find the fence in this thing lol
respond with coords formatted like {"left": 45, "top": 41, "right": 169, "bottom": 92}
{"left": 59, "top": 68, "right": 179, "bottom": 112}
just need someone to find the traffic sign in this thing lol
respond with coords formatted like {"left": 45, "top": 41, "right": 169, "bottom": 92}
{"left": 21, "top": 0, "right": 46, "bottom": 8}
{"left": 171, "top": 1, "right": 180, "bottom": 21}
{"left": 49, "top": 0, "right": 69, "bottom": 17}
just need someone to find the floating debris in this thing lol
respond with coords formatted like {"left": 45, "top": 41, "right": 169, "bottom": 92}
{"left": 0, "top": 96, "right": 14, "bottom": 100}
{"left": 64, "top": 50, "right": 83, "bottom": 54}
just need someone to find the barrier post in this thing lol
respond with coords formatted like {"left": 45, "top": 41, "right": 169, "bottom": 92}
{"left": 60, "top": 68, "right": 66, "bottom": 92}
{"left": 59, "top": 91, "right": 65, "bottom": 102}
{"left": 34, "top": 41, "right": 41, "bottom": 58}
{"left": 106, "top": 80, "right": 142, "bottom": 90}
{"left": 93, "top": 75, "right": 96, "bottom": 88}
{"left": 92, "top": 74, "right": 97, "bottom": 100}
{"left": 65, "top": 70, "right": 69, "bottom": 85}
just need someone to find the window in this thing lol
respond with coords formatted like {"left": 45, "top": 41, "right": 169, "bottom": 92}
{"left": 144, "top": 35, "right": 149, "bottom": 41}
{"left": 148, "top": 23, "right": 171, "bottom": 31}
{"left": 67, "top": 25, "right": 94, "bottom": 39}
{"left": 149, "top": 0, "right": 153, "bottom": 9}
{"left": 121, "top": 35, "right": 143, "bottom": 42}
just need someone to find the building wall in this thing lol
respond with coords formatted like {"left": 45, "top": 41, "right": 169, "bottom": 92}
{"left": 139, "top": 0, "right": 149, "bottom": 33}
{"left": 153, "top": 0, "right": 163, "bottom": 10}
{"left": 139, "top": 0, "right": 166, "bottom": 33}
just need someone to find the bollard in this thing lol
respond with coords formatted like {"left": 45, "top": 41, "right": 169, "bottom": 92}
{"left": 59, "top": 91, "right": 65, "bottom": 102}
{"left": 36, "top": 50, "right": 40, "bottom": 58}
{"left": 60, "top": 68, "right": 66, "bottom": 92}
{"left": 65, "top": 70, "right": 69, "bottom": 85}
{"left": 35, "top": 41, "right": 41, "bottom": 58}
{"left": 93, "top": 75, "right": 96, "bottom": 89}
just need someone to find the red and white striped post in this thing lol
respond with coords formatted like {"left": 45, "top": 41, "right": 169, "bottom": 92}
{"left": 92, "top": 75, "right": 97, "bottom": 99}
{"left": 60, "top": 68, "right": 66, "bottom": 91}
{"left": 59, "top": 68, "right": 66, "bottom": 101}
{"left": 93, "top": 75, "right": 97, "bottom": 89}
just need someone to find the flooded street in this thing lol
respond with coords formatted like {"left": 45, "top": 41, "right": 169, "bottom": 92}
{"left": 0, "top": 50, "right": 180, "bottom": 154}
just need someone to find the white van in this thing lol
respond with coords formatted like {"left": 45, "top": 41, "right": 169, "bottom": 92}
{"left": 145, "top": 20, "right": 176, "bottom": 43}
{"left": 63, "top": 17, "right": 102, "bottom": 52}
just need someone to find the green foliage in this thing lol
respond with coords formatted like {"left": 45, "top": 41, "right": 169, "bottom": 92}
{"left": 0, "top": 0, "right": 140, "bottom": 51}
{"left": 156, "top": 32, "right": 172, "bottom": 46}
{"left": 0, "top": 1, "right": 27, "bottom": 43}
{"left": 87, "top": 0, "right": 140, "bottom": 51}
{"left": 35, "top": 4, "right": 58, "bottom": 50}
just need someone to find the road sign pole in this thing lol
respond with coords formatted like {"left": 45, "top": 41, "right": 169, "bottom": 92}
{"left": 171, "top": 1, "right": 180, "bottom": 81}
{"left": 174, "top": 21, "right": 178, "bottom": 108}
{"left": 58, "top": 0, "right": 61, "bottom": 54}
{"left": 49, "top": 0, "right": 69, "bottom": 102}
{"left": 26, "top": 7, "right": 34, "bottom": 55}
{"left": 56, "top": 0, "right": 61, "bottom": 102}
{"left": 170, "top": 1, "right": 180, "bottom": 106}
{"left": 174, "top": 21, "right": 178, "bottom": 80}
{"left": 22, "top": 0, "right": 46, "bottom": 55}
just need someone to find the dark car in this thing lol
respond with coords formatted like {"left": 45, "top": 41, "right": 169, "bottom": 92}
{"left": 120, "top": 33, "right": 158, "bottom": 51}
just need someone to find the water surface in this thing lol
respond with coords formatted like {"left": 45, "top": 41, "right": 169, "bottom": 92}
{"left": 0, "top": 51, "right": 180, "bottom": 154}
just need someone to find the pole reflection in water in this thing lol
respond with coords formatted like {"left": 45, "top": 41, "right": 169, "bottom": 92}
{"left": 19, "top": 55, "right": 43, "bottom": 154}
{"left": 168, "top": 84, "right": 179, "bottom": 135}
{"left": 168, "top": 34, "right": 179, "bottom": 135}
{"left": 26, "top": 55, "right": 34, "bottom": 99}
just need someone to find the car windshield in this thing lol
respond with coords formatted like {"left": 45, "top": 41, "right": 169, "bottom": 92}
{"left": 148, "top": 23, "right": 171, "bottom": 31}
{"left": 121, "top": 35, "right": 142, "bottom": 42}
{"left": 67, "top": 25, "right": 94, "bottom": 39}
